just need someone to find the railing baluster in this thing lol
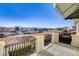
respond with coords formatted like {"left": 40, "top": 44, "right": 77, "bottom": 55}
{"left": 11, "top": 45, "right": 13, "bottom": 56}
{"left": 5, "top": 46, "right": 7, "bottom": 56}
{"left": 20, "top": 43, "right": 22, "bottom": 55}
{"left": 15, "top": 44, "right": 16, "bottom": 56}
{"left": 7, "top": 46, "right": 9, "bottom": 56}
{"left": 4, "top": 37, "right": 35, "bottom": 56}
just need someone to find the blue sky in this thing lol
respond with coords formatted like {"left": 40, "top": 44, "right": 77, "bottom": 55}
{"left": 0, "top": 3, "right": 74, "bottom": 28}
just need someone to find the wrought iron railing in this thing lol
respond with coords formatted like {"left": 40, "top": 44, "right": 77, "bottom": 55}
{"left": 4, "top": 40, "right": 35, "bottom": 56}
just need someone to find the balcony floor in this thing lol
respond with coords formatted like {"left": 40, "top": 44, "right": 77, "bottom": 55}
{"left": 25, "top": 43, "right": 79, "bottom": 56}
{"left": 47, "top": 43, "right": 79, "bottom": 56}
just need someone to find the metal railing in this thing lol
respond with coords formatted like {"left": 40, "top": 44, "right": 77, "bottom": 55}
{"left": 4, "top": 40, "right": 35, "bottom": 56}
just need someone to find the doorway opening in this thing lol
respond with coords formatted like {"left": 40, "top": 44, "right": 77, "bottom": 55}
{"left": 59, "top": 33, "right": 72, "bottom": 45}
{"left": 44, "top": 34, "right": 52, "bottom": 46}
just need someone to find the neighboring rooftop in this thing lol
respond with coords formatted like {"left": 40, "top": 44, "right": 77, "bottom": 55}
{"left": 0, "top": 35, "right": 36, "bottom": 46}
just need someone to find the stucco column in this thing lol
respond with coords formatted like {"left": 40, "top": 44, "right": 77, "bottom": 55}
{"left": 0, "top": 41, "right": 5, "bottom": 56}
{"left": 76, "top": 23, "right": 79, "bottom": 35}
{"left": 74, "top": 19, "right": 79, "bottom": 35}
{"left": 51, "top": 32, "right": 59, "bottom": 44}
{"left": 35, "top": 35, "right": 44, "bottom": 53}
{"left": 71, "top": 34, "right": 79, "bottom": 47}
{"left": 71, "top": 20, "right": 79, "bottom": 47}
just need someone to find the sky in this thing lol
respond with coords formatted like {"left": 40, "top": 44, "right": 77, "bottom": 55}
{"left": 0, "top": 3, "right": 74, "bottom": 28}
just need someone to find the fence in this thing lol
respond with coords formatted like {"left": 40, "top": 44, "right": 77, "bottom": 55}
{"left": 5, "top": 40, "right": 35, "bottom": 56}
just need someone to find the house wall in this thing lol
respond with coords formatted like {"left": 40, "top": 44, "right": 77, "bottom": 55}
{"left": 71, "top": 20, "right": 79, "bottom": 47}
{"left": 71, "top": 34, "right": 79, "bottom": 47}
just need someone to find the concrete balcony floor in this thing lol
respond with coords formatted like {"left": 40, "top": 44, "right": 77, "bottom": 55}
{"left": 27, "top": 43, "right": 79, "bottom": 56}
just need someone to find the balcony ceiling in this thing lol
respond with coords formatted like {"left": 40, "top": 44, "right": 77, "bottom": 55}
{"left": 55, "top": 3, "right": 79, "bottom": 20}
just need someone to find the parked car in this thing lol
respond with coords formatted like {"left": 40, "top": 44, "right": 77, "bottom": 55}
{"left": 0, "top": 32, "right": 6, "bottom": 38}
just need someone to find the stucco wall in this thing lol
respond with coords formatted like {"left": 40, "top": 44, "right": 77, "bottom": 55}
{"left": 35, "top": 35, "right": 44, "bottom": 53}
{"left": 0, "top": 32, "right": 60, "bottom": 55}
{"left": 52, "top": 33, "right": 59, "bottom": 43}
{"left": 0, "top": 41, "right": 5, "bottom": 56}
{"left": 71, "top": 34, "right": 79, "bottom": 47}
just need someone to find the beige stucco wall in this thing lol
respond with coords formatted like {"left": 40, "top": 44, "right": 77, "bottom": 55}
{"left": 35, "top": 32, "right": 59, "bottom": 53}
{"left": 69, "top": 19, "right": 79, "bottom": 47}
{"left": 71, "top": 34, "right": 79, "bottom": 47}
{"left": 76, "top": 22, "right": 79, "bottom": 35}
{"left": 0, "top": 41, "right": 5, "bottom": 56}
{"left": 71, "top": 19, "right": 79, "bottom": 47}
{"left": 52, "top": 33, "right": 59, "bottom": 43}
{"left": 0, "top": 32, "right": 60, "bottom": 55}
{"left": 0, "top": 34, "right": 45, "bottom": 55}
{"left": 35, "top": 35, "right": 44, "bottom": 53}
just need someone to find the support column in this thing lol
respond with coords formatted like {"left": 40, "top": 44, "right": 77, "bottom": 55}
{"left": 76, "top": 23, "right": 79, "bottom": 35}
{"left": 51, "top": 32, "right": 59, "bottom": 44}
{"left": 71, "top": 34, "right": 79, "bottom": 47}
{"left": 74, "top": 19, "right": 79, "bottom": 35}
{"left": 0, "top": 41, "right": 5, "bottom": 56}
{"left": 6, "top": 46, "right": 9, "bottom": 56}
{"left": 35, "top": 35, "right": 44, "bottom": 53}
{"left": 71, "top": 19, "right": 79, "bottom": 47}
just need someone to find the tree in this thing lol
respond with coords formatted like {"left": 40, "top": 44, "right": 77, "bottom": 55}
{"left": 15, "top": 26, "right": 20, "bottom": 31}
{"left": 0, "top": 27, "right": 5, "bottom": 32}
